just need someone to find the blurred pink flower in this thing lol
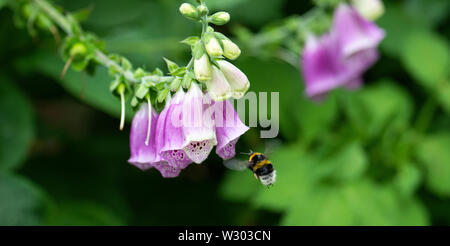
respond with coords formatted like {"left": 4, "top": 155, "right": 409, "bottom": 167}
{"left": 301, "top": 3, "right": 385, "bottom": 100}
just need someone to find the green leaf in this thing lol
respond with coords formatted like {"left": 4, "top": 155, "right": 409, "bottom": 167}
{"left": 0, "top": 174, "right": 47, "bottom": 225}
{"left": 0, "top": 0, "right": 9, "bottom": 9}
{"left": 378, "top": 1, "right": 448, "bottom": 57}
{"left": 45, "top": 202, "right": 124, "bottom": 226}
{"left": 282, "top": 180, "right": 429, "bottom": 225}
{"left": 341, "top": 80, "right": 413, "bottom": 138}
{"left": 416, "top": 133, "right": 450, "bottom": 196}
{"left": 393, "top": 164, "right": 422, "bottom": 197}
{"left": 437, "top": 79, "right": 450, "bottom": 114}
{"left": 219, "top": 169, "right": 261, "bottom": 202}
{"left": 250, "top": 146, "right": 315, "bottom": 211}
{"left": 281, "top": 187, "right": 353, "bottom": 226}
{"left": 401, "top": 30, "right": 449, "bottom": 89}
{"left": 0, "top": 77, "right": 34, "bottom": 172}
{"left": 319, "top": 142, "right": 368, "bottom": 182}
{"left": 296, "top": 94, "right": 338, "bottom": 144}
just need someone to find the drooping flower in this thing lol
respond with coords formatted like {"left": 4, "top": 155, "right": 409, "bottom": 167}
{"left": 194, "top": 53, "right": 213, "bottom": 82}
{"left": 302, "top": 34, "right": 346, "bottom": 99}
{"left": 212, "top": 98, "right": 249, "bottom": 160}
{"left": 221, "top": 39, "right": 241, "bottom": 60}
{"left": 204, "top": 34, "right": 223, "bottom": 57}
{"left": 155, "top": 90, "right": 193, "bottom": 170}
{"left": 217, "top": 60, "right": 250, "bottom": 99}
{"left": 301, "top": 3, "right": 385, "bottom": 100}
{"left": 128, "top": 103, "right": 159, "bottom": 170}
{"left": 203, "top": 61, "right": 251, "bottom": 101}
{"left": 181, "top": 83, "right": 217, "bottom": 163}
{"left": 332, "top": 3, "right": 385, "bottom": 59}
{"left": 128, "top": 103, "right": 181, "bottom": 178}
{"left": 204, "top": 65, "right": 233, "bottom": 101}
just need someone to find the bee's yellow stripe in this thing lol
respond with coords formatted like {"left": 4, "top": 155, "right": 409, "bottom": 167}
{"left": 253, "top": 159, "right": 271, "bottom": 170}
{"left": 249, "top": 152, "right": 262, "bottom": 162}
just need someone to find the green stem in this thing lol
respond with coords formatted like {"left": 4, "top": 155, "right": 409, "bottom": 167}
{"left": 33, "top": 0, "right": 72, "bottom": 35}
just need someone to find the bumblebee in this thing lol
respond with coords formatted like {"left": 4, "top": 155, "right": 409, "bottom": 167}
{"left": 224, "top": 150, "right": 277, "bottom": 187}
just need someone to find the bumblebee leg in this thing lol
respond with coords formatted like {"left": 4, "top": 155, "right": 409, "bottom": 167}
{"left": 253, "top": 173, "right": 259, "bottom": 180}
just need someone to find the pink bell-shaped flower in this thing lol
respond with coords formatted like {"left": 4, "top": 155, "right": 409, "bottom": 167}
{"left": 181, "top": 83, "right": 217, "bottom": 164}
{"left": 212, "top": 98, "right": 249, "bottom": 160}
{"left": 155, "top": 90, "right": 193, "bottom": 171}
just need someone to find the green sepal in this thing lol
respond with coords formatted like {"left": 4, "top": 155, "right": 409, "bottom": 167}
{"left": 170, "top": 67, "right": 186, "bottom": 77}
{"left": 181, "top": 36, "right": 200, "bottom": 46}
{"left": 163, "top": 57, "right": 179, "bottom": 74}
{"left": 170, "top": 77, "right": 182, "bottom": 92}
{"left": 182, "top": 73, "right": 193, "bottom": 89}
{"left": 130, "top": 96, "right": 139, "bottom": 108}
{"left": 135, "top": 83, "right": 149, "bottom": 99}
{"left": 133, "top": 68, "right": 147, "bottom": 80}
{"left": 109, "top": 77, "right": 121, "bottom": 93}
{"left": 192, "top": 42, "right": 206, "bottom": 59}
{"left": 152, "top": 68, "right": 164, "bottom": 76}
{"left": 154, "top": 82, "right": 166, "bottom": 91}
{"left": 157, "top": 88, "right": 170, "bottom": 103}
{"left": 121, "top": 57, "right": 133, "bottom": 71}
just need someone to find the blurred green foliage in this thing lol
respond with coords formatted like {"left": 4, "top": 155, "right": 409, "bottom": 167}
{"left": 0, "top": 0, "right": 449, "bottom": 225}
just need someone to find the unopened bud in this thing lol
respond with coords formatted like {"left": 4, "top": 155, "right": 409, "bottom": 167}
{"left": 204, "top": 34, "right": 223, "bottom": 57}
{"left": 70, "top": 43, "right": 87, "bottom": 57}
{"left": 179, "top": 3, "right": 199, "bottom": 20}
{"left": 197, "top": 4, "right": 208, "bottom": 16}
{"left": 194, "top": 54, "right": 212, "bottom": 82}
{"left": 221, "top": 39, "right": 241, "bottom": 60}
{"left": 351, "top": 0, "right": 384, "bottom": 20}
{"left": 210, "top": 12, "right": 230, "bottom": 25}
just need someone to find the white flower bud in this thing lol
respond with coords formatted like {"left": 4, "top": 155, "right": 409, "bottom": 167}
{"left": 194, "top": 54, "right": 212, "bottom": 82}
{"left": 222, "top": 39, "right": 241, "bottom": 60}
{"left": 217, "top": 60, "right": 249, "bottom": 99}
{"left": 205, "top": 66, "right": 232, "bottom": 101}
{"left": 210, "top": 12, "right": 230, "bottom": 25}
{"left": 179, "top": 3, "right": 199, "bottom": 20}
{"left": 204, "top": 34, "right": 223, "bottom": 57}
{"left": 351, "top": 0, "right": 384, "bottom": 20}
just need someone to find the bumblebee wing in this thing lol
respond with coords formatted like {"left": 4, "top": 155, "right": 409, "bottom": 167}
{"left": 223, "top": 158, "right": 249, "bottom": 171}
{"left": 263, "top": 139, "right": 282, "bottom": 158}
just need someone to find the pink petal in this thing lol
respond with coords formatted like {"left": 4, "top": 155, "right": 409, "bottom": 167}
{"left": 213, "top": 99, "right": 249, "bottom": 160}
{"left": 128, "top": 103, "right": 160, "bottom": 170}
{"left": 333, "top": 3, "right": 385, "bottom": 58}
{"left": 181, "top": 84, "right": 217, "bottom": 163}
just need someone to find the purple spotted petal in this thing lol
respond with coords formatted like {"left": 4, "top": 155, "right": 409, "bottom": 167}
{"left": 128, "top": 103, "right": 161, "bottom": 170}
{"left": 152, "top": 161, "right": 182, "bottom": 178}
{"left": 181, "top": 83, "right": 217, "bottom": 164}
{"left": 213, "top": 99, "right": 249, "bottom": 160}
{"left": 156, "top": 90, "right": 193, "bottom": 170}
{"left": 333, "top": 3, "right": 385, "bottom": 58}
